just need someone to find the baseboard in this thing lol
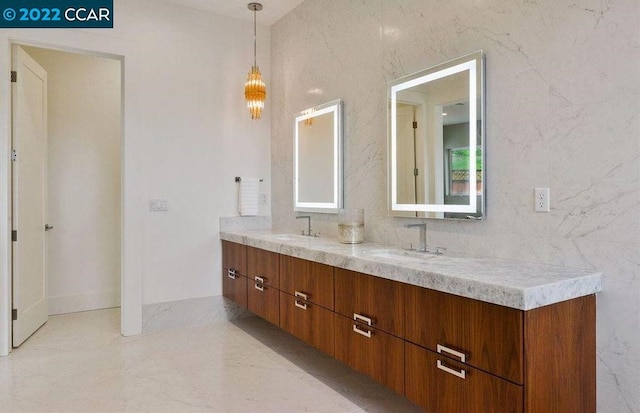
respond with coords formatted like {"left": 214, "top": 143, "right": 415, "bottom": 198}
{"left": 142, "top": 295, "right": 252, "bottom": 334}
{"left": 48, "top": 290, "right": 121, "bottom": 315}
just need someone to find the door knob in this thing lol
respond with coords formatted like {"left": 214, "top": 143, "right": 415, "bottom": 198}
{"left": 44, "top": 224, "right": 54, "bottom": 231}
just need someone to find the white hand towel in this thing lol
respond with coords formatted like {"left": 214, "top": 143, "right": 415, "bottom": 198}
{"left": 238, "top": 178, "right": 260, "bottom": 216}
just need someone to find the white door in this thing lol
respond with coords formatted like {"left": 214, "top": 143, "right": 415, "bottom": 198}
{"left": 396, "top": 104, "right": 418, "bottom": 218}
{"left": 11, "top": 45, "right": 49, "bottom": 347}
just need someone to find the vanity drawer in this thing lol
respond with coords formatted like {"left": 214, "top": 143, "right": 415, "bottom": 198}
{"left": 222, "top": 240, "right": 247, "bottom": 276}
{"left": 279, "top": 255, "right": 334, "bottom": 310}
{"left": 247, "top": 246, "right": 279, "bottom": 287}
{"left": 248, "top": 280, "right": 279, "bottom": 326}
{"left": 334, "top": 313, "right": 404, "bottom": 395}
{"left": 222, "top": 268, "right": 247, "bottom": 308}
{"left": 279, "top": 291, "right": 335, "bottom": 356}
{"left": 335, "top": 269, "right": 404, "bottom": 337}
{"left": 404, "top": 284, "right": 524, "bottom": 384}
{"left": 405, "top": 341, "right": 523, "bottom": 413}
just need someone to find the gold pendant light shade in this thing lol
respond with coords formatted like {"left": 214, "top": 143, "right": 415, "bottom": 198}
{"left": 245, "top": 65, "right": 266, "bottom": 119}
{"left": 245, "top": 3, "right": 265, "bottom": 120}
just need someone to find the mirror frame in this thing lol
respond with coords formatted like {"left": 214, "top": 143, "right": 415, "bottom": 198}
{"left": 388, "top": 51, "right": 485, "bottom": 219}
{"left": 294, "top": 99, "right": 343, "bottom": 213}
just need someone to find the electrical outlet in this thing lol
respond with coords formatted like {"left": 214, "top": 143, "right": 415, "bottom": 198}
{"left": 149, "top": 198, "right": 169, "bottom": 212}
{"left": 534, "top": 188, "right": 550, "bottom": 212}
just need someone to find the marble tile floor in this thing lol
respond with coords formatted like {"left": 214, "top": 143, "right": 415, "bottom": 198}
{"left": 0, "top": 309, "right": 423, "bottom": 413}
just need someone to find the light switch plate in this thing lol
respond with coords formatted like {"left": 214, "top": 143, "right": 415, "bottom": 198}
{"left": 149, "top": 198, "right": 169, "bottom": 212}
{"left": 534, "top": 188, "right": 550, "bottom": 212}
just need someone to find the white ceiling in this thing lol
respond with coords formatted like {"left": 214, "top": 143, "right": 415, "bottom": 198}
{"left": 163, "top": 0, "right": 305, "bottom": 26}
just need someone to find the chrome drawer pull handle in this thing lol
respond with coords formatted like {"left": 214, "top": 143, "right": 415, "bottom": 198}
{"left": 294, "top": 299, "right": 307, "bottom": 310}
{"left": 254, "top": 283, "right": 264, "bottom": 292}
{"left": 227, "top": 269, "right": 236, "bottom": 279}
{"left": 352, "top": 323, "right": 372, "bottom": 338}
{"left": 437, "top": 344, "right": 466, "bottom": 363}
{"left": 437, "top": 360, "right": 466, "bottom": 379}
{"left": 255, "top": 276, "right": 264, "bottom": 284}
{"left": 294, "top": 291, "right": 308, "bottom": 300}
{"left": 353, "top": 313, "right": 372, "bottom": 326}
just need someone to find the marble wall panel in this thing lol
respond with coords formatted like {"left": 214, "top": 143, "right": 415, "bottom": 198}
{"left": 272, "top": 1, "right": 639, "bottom": 410}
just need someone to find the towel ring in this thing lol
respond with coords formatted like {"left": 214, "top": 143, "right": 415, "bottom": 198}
{"left": 235, "top": 177, "right": 263, "bottom": 182}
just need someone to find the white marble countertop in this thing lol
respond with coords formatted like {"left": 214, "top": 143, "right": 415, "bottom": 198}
{"left": 219, "top": 229, "right": 603, "bottom": 311}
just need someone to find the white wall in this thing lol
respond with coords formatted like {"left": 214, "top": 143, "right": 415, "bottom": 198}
{"left": 271, "top": 1, "right": 639, "bottom": 411}
{"left": 23, "top": 47, "right": 122, "bottom": 315}
{"left": 130, "top": 2, "right": 272, "bottom": 305}
{"left": 0, "top": 0, "right": 272, "bottom": 350}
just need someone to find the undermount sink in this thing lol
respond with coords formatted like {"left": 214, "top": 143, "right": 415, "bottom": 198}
{"left": 361, "top": 248, "right": 434, "bottom": 263}
{"left": 269, "top": 233, "right": 308, "bottom": 241}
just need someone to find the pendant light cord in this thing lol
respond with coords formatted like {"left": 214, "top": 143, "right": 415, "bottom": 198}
{"left": 253, "top": 8, "right": 257, "bottom": 67}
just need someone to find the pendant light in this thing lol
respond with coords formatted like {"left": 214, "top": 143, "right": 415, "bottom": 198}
{"left": 244, "top": 2, "right": 266, "bottom": 120}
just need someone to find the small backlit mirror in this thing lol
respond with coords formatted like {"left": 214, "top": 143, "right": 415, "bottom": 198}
{"left": 294, "top": 99, "right": 343, "bottom": 213}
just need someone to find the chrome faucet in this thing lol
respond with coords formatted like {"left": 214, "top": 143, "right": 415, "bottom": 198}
{"left": 406, "top": 223, "right": 427, "bottom": 252}
{"left": 296, "top": 215, "right": 312, "bottom": 236}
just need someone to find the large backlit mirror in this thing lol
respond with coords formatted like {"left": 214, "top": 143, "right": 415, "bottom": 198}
{"left": 294, "top": 99, "right": 343, "bottom": 213}
{"left": 389, "top": 51, "right": 485, "bottom": 220}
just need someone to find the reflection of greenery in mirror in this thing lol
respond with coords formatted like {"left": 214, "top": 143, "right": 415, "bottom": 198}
{"left": 446, "top": 148, "right": 482, "bottom": 196}
{"left": 389, "top": 51, "right": 485, "bottom": 220}
{"left": 294, "top": 99, "right": 343, "bottom": 213}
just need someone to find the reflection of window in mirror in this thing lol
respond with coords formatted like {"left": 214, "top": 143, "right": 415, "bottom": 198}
{"left": 445, "top": 147, "right": 482, "bottom": 197}
{"left": 442, "top": 107, "right": 482, "bottom": 207}
{"left": 442, "top": 124, "right": 483, "bottom": 219}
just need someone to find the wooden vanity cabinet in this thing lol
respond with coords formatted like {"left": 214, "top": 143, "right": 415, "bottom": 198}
{"left": 404, "top": 283, "right": 596, "bottom": 413}
{"left": 222, "top": 240, "right": 247, "bottom": 275}
{"left": 221, "top": 241, "right": 596, "bottom": 413}
{"left": 522, "top": 294, "right": 596, "bottom": 413}
{"left": 247, "top": 246, "right": 279, "bottom": 286}
{"left": 404, "top": 284, "right": 524, "bottom": 384}
{"left": 405, "top": 341, "right": 523, "bottom": 413}
{"left": 334, "top": 268, "right": 405, "bottom": 393}
{"left": 246, "top": 247, "right": 280, "bottom": 325}
{"left": 221, "top": 240, "right": 248, "bottom": 308}
{"left": 334, "top": 313, "right": 404, "bottom": 394}
{"left": 279, "top": 255, "right": 334, "bottom": 310}
{"left": 335, "top": 269, "right": 404, "bottom": 337}
{"left": 279, "top": 291, "right": 335, "bottom": 356}
{"left": 247, "top": 282, "right": 279, "bottom": 325}
{"left": 278, "top": 255, "right": 336, "bottom": 356}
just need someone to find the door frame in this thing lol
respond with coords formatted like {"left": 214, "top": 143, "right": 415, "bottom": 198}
{"left": 0, "top": 34, "right": 143, "bottom": 356}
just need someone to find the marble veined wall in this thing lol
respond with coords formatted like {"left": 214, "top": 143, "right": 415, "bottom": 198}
{"left": 271, "top": 1, "right": 639, "bottom": 411}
